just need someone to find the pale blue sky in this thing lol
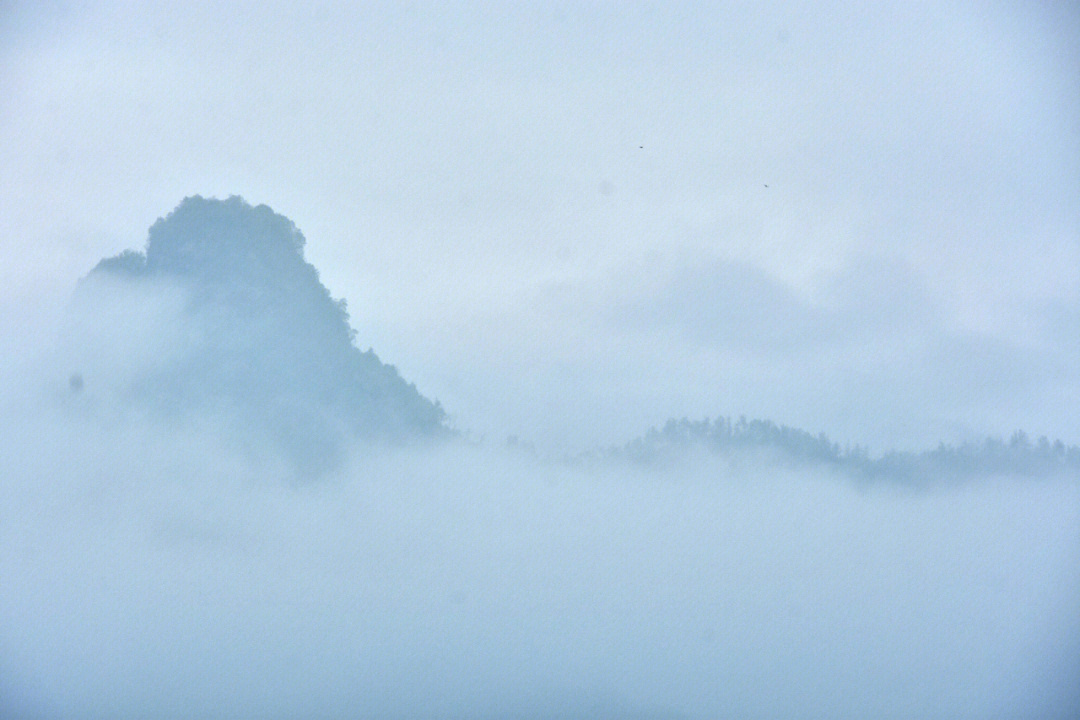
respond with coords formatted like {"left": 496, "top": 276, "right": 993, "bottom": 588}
{"left": 2, "top": 1, "right": 1078, "bottom": 451}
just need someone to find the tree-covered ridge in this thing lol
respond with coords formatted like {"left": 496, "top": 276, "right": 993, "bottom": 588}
{"left": 76, "top": 196, "right": 448, "bottom": 473}
{"left": 617, "top": 416, "right": 1080, "bottom": 481}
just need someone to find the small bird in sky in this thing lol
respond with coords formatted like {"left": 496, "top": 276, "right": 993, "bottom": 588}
{"left": 764, "top": 184, "right": 769, "bottom": 188}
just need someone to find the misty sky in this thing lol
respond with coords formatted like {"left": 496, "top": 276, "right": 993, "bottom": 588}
{"left": 2, "top": 1, "right": 1078, "bottom": 453}
{"left": 3, "top": 6, "right": 1080, "bottom": 718}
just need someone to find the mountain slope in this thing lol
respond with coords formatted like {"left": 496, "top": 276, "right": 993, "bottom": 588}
{"left": 67, "top": 195, "right": 448, "bottom": 472}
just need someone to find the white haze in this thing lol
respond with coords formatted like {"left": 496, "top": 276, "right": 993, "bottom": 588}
{"left": 2, "top": 3, "right": 1079, "bottom": 716}
{"left": 1, "top": 314, "right": 1079, "bottom": 719}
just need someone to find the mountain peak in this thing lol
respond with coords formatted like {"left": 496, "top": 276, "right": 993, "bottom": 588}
{"left": 71, "top": 196, "right": 448, "bottom": 474}
{"left": 143, "top": 195, "right": 305, "bottom": 277}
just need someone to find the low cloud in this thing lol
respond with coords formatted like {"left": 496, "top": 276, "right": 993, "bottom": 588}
{"left": 1, "top": 411, "right": 1077, "bottom": 718}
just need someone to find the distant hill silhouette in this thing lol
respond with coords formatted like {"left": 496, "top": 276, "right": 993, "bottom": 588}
{"left": 613, "top": 416, "right": 1080, "bottom": 482}
{"left": 67, "top": 196, "right": 448, "bottom": 473}
{"left": 63, "top": 197, "right": 1077, "bottom": 483}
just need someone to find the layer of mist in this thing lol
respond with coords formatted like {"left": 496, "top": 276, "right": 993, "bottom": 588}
{"left": 2, "top": 412, "right": 1077, "bottom": 719}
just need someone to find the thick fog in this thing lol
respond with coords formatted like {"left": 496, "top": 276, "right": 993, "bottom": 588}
{"left": 2, "top": 409, "right": 1079, "bottom": 718}
{"left": 2, "top": 241, "right": 1079, "bottom": 716}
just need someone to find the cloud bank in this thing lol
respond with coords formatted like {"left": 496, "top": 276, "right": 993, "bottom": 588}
{"left": 1, "top": 419, "right": 1077, "bottom": 719}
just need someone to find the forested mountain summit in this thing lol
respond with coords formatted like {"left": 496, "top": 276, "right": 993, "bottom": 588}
{"left": 67, "top": 196, "right": 448, "bottom": 472}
